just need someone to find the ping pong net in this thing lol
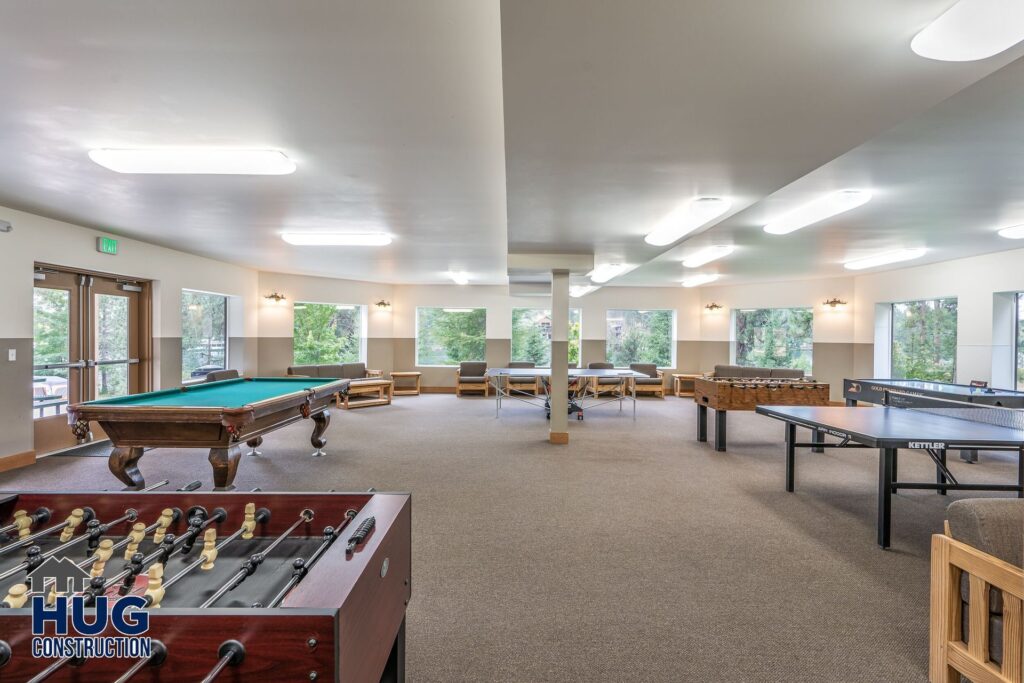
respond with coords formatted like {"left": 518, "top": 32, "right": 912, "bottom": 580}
{"left": 883, "top": 389, "right": 1024, "bottom": 431}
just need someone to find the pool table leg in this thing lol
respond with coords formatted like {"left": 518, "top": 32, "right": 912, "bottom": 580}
{"left": 246, "top": 436, "right": 263, "bottom": 456}
{"left": 311, "top": 409, "right": 330, "bottom": 457}
{"left": 109, "top": 446, "right": 146, "bottom": 490}
{"left": 209, "top": 444, "right": 241, "bottom": 491}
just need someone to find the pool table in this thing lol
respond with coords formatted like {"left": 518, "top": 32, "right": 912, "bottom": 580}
{"left": 67, "top": 377, "right": 350, "bottom": 491}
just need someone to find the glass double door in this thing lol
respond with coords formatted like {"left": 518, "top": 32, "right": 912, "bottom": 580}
{"left": 33, "top": 267, "right": 145, "bottom": 453}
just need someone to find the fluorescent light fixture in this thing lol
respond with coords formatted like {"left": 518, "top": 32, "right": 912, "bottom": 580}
{"left": 569, "top": 285, "right": 598, "bottom": 298}
{"left": 447, "top": 271, "right": 470, "bottom": 285}
{"left": 763, "top": 190, "right": 872, "bottom": 235}
{"left": 588, "top": 263, "right": 629, "bottom": 284}
{"left": 88, "top": 148, "right": 296, "bottom": 175}
{"left": 281, "top": 233, "right": 392, "bottom": 246}
{"left": 843, "top": 248, "right": 927, "bottom": 271}
{"left": 998, "top": 224, "right": 1024, "bottom": 239}
{"left": 911, "top": 0, "right": 1024, "bottom": 62}
{"left": 682, "top": 245, "right": 735, "bottom": 268}
{"left": 442, "top": 308, "right": 473, "bottom": 313}
{"left": 644, "top": 197, "right": 732, "bottom": 246}
{"left": 681, "top": 273, "right": 720, "bottom": 288}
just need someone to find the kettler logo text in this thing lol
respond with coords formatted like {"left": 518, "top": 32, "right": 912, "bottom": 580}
{"left": 908, "top": 442, "right": 946, "bottom": 449}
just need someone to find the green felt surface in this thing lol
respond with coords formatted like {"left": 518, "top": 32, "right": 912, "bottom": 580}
{"left": 83, "top": 377, "right": 341, "bottom": 408}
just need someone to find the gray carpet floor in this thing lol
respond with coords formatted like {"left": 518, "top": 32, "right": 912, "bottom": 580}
{"left": 2, "top": 395, "right": 1020, "bottom": 682}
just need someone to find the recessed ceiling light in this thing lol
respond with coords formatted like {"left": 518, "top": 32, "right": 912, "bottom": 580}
{"left": 588, "top": 263, "right": 629, "bottom": 284}
{"left": 281, "top": 233, "right": 391, "bottom": 246}
{"left": 570, "top": 285, "right": 598, "bottom": 298}
{"left": 88, "top": 148, "right": 296, "bottom": 175}
{"left": 681, "top": 273, "right": 720, "bottom": 288}
{"left": 911, "top": 0, "right": 1024, "bottom": 62}
{"left": 682, "top": 245, "right": 736, "bottom": 268}
{"left": 442, "top": 308, "right": 474, "bottom": 313}
{"left": 644, "top": 197, "right": 732, "bottom": 246}
{"left": 447, "top": 271, "right": 470, "bottom": 285}
{"left": 997, "top": 224, "right": 1024, "bottom": 239}
{"left": 763, "top": 190, "right": 872, "bottom": 235}
{"left": 843, "top": 248, "right": 927, "bottom": 271}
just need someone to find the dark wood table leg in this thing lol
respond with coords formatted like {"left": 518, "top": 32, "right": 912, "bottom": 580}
{"left": 937, "top": 449, "right": 947, "bottom": 495}
{"left": 714, "top": 410, "right": 726, "bottom": 452}
{"left": 108, "top": 446, "right": 146, "bottom": 490}
{"left": 878, "top": 448, "right": 894, "bottom": 549}
{"left": 785, "top": 422, "right": 796, "bottom": 492}
{"left": 696, "top": 404, "right": 707, "bottom": 442}
{"left": 246, "top": 436, "right": 263, "bottom": 457}
{"left": 311, "top": 409, "right": 330, "bottom": 457}
{"left": 209, "top": 444, "right": 241, "bottom": 491}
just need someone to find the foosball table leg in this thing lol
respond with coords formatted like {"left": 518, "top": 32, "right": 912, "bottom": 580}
{"left": 379, "top": 617, "right": 406, "bottom": 683}
{"left": 696, "top": 404, "right": 708, "bottom": 443}
{"left": 714, "top": 410, "right": 727, "bottom": 452}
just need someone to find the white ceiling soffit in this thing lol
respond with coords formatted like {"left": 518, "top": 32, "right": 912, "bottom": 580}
{"left": 500, "top": 0, "right": 1024, "bottom": 283}
{"left": 0, "top": 1, "right": 509, "bottom": 284}
{"left": 629, "top": 54, "right": 1024, "bottom": 285}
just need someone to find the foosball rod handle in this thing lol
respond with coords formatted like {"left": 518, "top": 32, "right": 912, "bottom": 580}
{"left": 175, "top": 480, "right": 202, "bottom": 492}
{"left": 141, "top": 480, "right": 171, "bottom": 492}
{"left": 200, "top": 641, "right": 246, "bottom": 683}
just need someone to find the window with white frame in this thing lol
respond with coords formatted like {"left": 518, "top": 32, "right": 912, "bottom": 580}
{"left": 605, "top": 309, "right": 674, "bottom": 367}
{"left": 734, "top": 307, "right": 814, "bottom": 372}
{"left": 293, "top": 302, "right": 365, "bottom": 364}
{"left": 181, "top": 290, "right": 228, "bottom": 381}
{"left": 416, "top": 307, "right": 486, "bottom": 366}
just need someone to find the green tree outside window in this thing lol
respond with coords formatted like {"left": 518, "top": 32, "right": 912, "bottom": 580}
{"left": 416, "top": 307, "right": 486, "bottom": 366}
{"left": 511, "top": 308, "right": 581, "bottom": 366}
{"left": 181, "top": 290, "right": 228, "bottom": 381}
{"left": 605, "top": 309, "right": 674, "bottom": 367}
{"left": 734, "top": 308, "right": 814, "bottom": 372}
{"left": 293, "top": 303, "right": 363, "bottom": 365}
{"left": 891, "top": 298, "right": 958, "bottom": 382}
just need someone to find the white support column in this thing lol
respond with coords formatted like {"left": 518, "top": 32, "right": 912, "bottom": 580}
{"left": 549, "top": 270, "right": 570, "bottom": 444}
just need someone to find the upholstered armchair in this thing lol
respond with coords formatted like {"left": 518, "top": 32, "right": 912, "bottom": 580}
{"left": 629, "top": 363, "right": 665, "bottom": 398}
{"left": 587, "top": 362, "right": 624, "bottom": 398}
{"left": 455, "top": 361, "right": 489, "bottom": 397}
{"left": 506, "top": 361, "right": 540, "bottom": 395}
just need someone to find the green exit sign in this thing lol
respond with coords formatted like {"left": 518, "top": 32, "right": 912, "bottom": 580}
{"left": 97, "top": 236, "right": 118, "bottom": 255}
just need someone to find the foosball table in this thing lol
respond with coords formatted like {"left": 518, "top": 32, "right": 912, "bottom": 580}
{"left": 693, "top": 377, "right": 831, "bottom": 451}
{"left": 0, "top": 490, "right": 411, "bottom": 681}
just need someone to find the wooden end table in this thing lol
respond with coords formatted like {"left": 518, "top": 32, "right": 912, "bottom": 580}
{"left": 390, "top": 371, "right": 423, "bottom": 396}
{"left": 672, "top": 373, "right": 702, "bottom": 398}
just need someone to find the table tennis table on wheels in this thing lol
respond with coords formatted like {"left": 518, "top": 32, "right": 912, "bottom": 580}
{"left": 755, "top": 391, "right": 1024, "bottom": 549}
{"left": 486, "top": 367, "right": 648, "bottom": 420}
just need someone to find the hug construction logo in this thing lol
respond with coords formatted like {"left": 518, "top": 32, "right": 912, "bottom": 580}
{"left": 26, "top": 557, "right": 153, "bottom": 660}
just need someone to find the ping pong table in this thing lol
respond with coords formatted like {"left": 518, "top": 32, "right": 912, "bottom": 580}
{"left": 486, "top": 367, "right": 647, "bottom": 420}
{"left": 756, "top": 391, "right": 1024, "bottom": 548}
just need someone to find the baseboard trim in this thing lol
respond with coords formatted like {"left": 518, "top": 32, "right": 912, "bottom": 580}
{"left": 549, "top": 431, "right": 569, "bottom": 445}
{"left": 0, "top": 450, "right": 35, "bottom": 473}
{"left": 422, "top": 387, "right": 457, "bottom": 394}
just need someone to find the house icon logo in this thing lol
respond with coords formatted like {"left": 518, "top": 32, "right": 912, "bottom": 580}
{"left": 26, "top": 556, "right": 90, "bottom": 595}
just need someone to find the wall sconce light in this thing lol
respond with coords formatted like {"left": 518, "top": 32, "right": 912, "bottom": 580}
{"left": 265, "top": 292, "right": 287, "bottom": 303}
{"left": 704, "top": 303, "right": 723, "bottom": 312}
{"left": 375, "top": 299, "right": 392, "bottom": 311}
{"left": 823, "top": 298, "right": 848, "bottom": 310}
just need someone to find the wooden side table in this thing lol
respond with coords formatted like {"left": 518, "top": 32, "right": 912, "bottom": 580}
{"left": 390, "top": 371, "right": 423, "bottom": 396}
{"left": 672, "top": 373, "right": 702, "bottom": 398}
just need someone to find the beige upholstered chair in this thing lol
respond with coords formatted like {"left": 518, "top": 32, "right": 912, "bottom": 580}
{"left": 455, "top": 361, "right": 489, "bottom": 397}
{"left": 629, "top": 363, "right": 665, "bottom": 398}
{"left": 587, "top": 362, "right": 623, "bottom": 398}
{"left": 930, "top": 499, "right": 1023, "bottom": 683}
{"left": 506, "top": 361, "right": 540, "bottom": 395}
{"left": 205, "top": 369, "right": 240, "bottom": 382}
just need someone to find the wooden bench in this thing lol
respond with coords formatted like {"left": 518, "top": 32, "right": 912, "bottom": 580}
{"left": 338, "top": 378, "right": 393, "bottom": 409}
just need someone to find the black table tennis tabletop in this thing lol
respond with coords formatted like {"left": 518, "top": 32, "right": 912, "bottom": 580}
{"left": 755, "top": 405, "right": 1024, "bottom": 549}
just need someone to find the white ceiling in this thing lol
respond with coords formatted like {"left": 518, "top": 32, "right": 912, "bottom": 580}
{"left": 2, "top": 1, "right": 1024, "bottom": 287}
{"left": 0, "top": 1, "right": 508, "bottom": 284}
